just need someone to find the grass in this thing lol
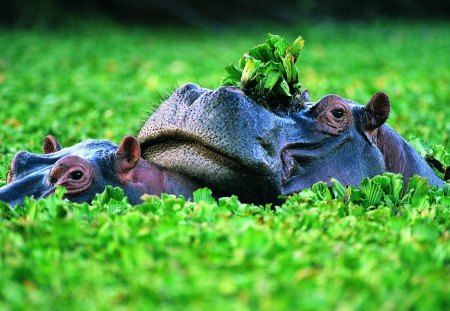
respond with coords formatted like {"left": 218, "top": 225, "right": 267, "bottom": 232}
{"left": 0, "top": 21, "right": 449, "bottom": 310}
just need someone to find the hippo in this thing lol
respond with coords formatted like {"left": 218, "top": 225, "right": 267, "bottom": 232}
{"left": 0, "top": 84, "right": 444, "bottom": 206}
{"left": 137, "top": 83, "right": 444, "bottom": 204}
{"left": 0, "top": 135, "right": 200, "bottom": 206}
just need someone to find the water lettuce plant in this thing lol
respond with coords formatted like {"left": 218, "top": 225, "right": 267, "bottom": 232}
{"left": 0, "top": 173, "right": 448, "bottom": 310}
{"left": 221, "top": 33, "right": 306, "bottom": 111}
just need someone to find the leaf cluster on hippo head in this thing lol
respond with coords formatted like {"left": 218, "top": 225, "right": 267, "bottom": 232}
{"left": 220, "top": 33, "right": 306, "bottom": 112}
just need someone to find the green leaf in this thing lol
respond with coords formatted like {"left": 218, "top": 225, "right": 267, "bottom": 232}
{"left": 193, "top": 188, "right": 216, "bottom": 204}
{"left": 273, "top": 37, "right": 290, "bottom": 59}
{"left": 92, "top": 186, "right": 128, "bottom": 207}
{"left": 409, "top": 138, "right": 428, "bottom": 157}
{"left": 238, "top": 55, "right": 247, "bottom": 69}
{"left": 311, "top": 182, "right": 332, "bottom": 200}
{"left": 331, "top": 178, "right": 346, "bottom": 200}
{"left": 282, "top": 54, "right": 292, "bottom": 81}
{"left": 221, "top": 64, "right": 242, "bottom": 87}
{"left": 224, "top": 64, "right": 242, "bottom": 79}
{"left": 220, "top": 75, "right": 239, "bottom": 87}
{"left": 277, "top": 80, "right": 292, "bottom": 97}
{"left": 290, "top": 61, "right": 299, "bottom": 83}
{"left": 248, "top": 43, "right": 274, "bottom": 61}
{"left": 360, "top": 178, "right": 384, "bottom": 209}
{"left": 406, "top": 175, "right": 430, "bottom": 198}
{"left": 291, "top": 35, "right": 305, "bottom": 56}
{"left": 241, "top": 58, "right": 262, "bottom": 83}
{"left": 387, "top": 173, "right": 404, "bottom": 202}
{"left": 263, "top": 70, "right": 281, "bottom": 93}
{"left": 266, "top": 33, "right": 282, "bottom": 47}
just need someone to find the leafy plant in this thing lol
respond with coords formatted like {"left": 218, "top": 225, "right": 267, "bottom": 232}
{"left": 220, "top": 33, "right": 306, "bottom": 111}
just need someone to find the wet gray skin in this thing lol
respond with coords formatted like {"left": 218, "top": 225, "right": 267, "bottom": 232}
{"left": 0, "top": 136, "right": 200, "bottom": 207}
{"left": 138, "top": 83, "right": 443, "bottom": 204}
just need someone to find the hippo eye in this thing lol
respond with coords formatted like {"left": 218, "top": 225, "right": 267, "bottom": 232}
{"left": 331, "top": 109, "right": 344, "bottom": 119}
{"left": 70, "top": 171, "right": 84, "bottom": 180}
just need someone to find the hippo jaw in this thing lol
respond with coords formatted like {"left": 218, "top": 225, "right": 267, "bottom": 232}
{"left": 140, "top": 129, "right": 281, "bottom": 204}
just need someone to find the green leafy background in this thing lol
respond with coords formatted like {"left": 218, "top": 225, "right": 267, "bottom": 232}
{"left": 0, "top": 21, "right": 449, "bottom": 309}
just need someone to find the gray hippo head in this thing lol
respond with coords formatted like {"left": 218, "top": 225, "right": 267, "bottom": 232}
{"left": 138, "top": 83, "right": 443, "bottom": 204}
{"left": 0, "top": 135, "right": 199, "bottom": 206}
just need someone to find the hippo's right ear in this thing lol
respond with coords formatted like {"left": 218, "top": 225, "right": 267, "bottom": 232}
{"left": 43, "top": 135, "right": 62, "bottom": 154}
{"left": 362, "top": 92, "right": 391, "bottom": 130}
{"left": 115, "top": 136, "right": 141, "bottom": 172}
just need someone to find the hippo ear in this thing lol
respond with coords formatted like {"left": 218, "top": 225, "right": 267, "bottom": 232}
{"left": 43, "top": 135, "right": 62, "bottom": 154}
{"left": 115, "top": 136, "right": 141, "bottom": 172}
{"left": 362, "top": 92, "right": 391, "bottom": 130}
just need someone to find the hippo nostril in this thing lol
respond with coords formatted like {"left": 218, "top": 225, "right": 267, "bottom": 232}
{"left": 221, "top": 86, "right": 246, "bottom": 96}
{"left": 10, "top": 151, "right": 29, "bottom": 169}
{"left": 177, "top": 83, "right": 206, "bottom": 106}
{"left": 8, "top": 150, "right": 32, "bottom": 182}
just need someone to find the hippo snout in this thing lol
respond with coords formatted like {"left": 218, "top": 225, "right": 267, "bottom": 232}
{"left": 0, "top": 172, "right": 50, "bottom": 207}
{"left": 8, "top": 150, "right": 56, "bottom": 183}
{"left": 138, "top": 83, "right": 297, "bottom": 203}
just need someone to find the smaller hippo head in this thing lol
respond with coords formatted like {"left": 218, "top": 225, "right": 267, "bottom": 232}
{"left": 0, "top": 135, "right": 200, "bottom": 207}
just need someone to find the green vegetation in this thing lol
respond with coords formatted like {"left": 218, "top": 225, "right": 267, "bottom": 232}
{"left": 221, "top": 33, "right": 305, "bottom": 110}
{"left": 0, "top": 21, "right": 449, "bottom": 309}
{"left": 1, "top": 175, "right": 449, "bottom": 310}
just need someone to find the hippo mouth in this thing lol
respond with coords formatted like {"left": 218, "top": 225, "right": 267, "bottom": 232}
{"left": 139, "top": 131, "right": 279, "bottom": 202}
{"left": 141, "top": 131, "right": 267, "bottom": 178}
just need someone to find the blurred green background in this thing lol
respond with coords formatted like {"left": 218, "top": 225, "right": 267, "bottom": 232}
{"left": 1, "top": 21, "right": 449, "bottom": 172}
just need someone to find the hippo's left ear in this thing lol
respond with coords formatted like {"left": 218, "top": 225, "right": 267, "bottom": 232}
{"left": 43, "top": 135, "right": 62, "bottom": 154}
{"left": 362, "top": 92, "right": 391, "bottom": 130}
{"left": 115, "top": 136, "right": 141, "bottom": 172}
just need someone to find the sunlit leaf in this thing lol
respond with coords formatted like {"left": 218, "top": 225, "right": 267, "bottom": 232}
{"left": 331, "top": 178, "right": 346, "bottom": 200}
{"left": 193, "top": 188, "right": 216, "bottom": 204}
{"left": 360, "top": 178, "right": 384, "bottom": 208}
{"left": 291, "top": 35, "right": 305, "bottom": 56}
{"left": 263, "top": 70, "right": 281, "bottom": 93}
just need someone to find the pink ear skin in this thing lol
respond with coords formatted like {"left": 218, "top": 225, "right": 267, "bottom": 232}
{"left": 364, "top": 92, "right": 391, "bottom": 131}
{"left": 115, "top": 135, "right": 159, "bottom": 195}
{"left": 43, "top": 135, "right": 62, "bottom": 154}
{"left": 115, "top": 136, "right": 200, "bottom": 200}
{"left": 115, "top": 136, "right": 141, "bottom": 173}
{"left": 127, "top": 160, "right": 201, "bottom": 200}
{"left": 115, "top": 135, "right": 169, "bottom": 194}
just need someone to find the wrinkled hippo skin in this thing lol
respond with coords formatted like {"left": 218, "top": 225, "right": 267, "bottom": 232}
{"left": 0, "top": 135, "right": 200, "bottom": 206}
{"left": 138, "top": 83, "right": 443, "bottom": 204}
